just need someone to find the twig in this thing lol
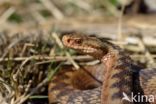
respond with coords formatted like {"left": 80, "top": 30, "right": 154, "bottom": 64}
{"left": 52, "top": 33, "right": 80, "bottom": 69}
{"left": 78, "top": 60, "right": 100, "bottom": 66}
{"left": 40, "top": 0, "right": 64, "bottom": 20}
{"left": 117, "top": 4, "right": 125, "bottom": 42}
{"left": 68, "top": 0, "right": 92, "bottom": 11}
{"left": 0, "top": 55, "right": 93, "bottom": 62}
{"left": 15, "top": 56, "right": 35, "bottom": 77}
{"left": 23, "top": 80, "right": 32, "bottom": 95}
{"left": 30, "top": 9, "right": 46, "bottom": 24}
{"left": 14, "top": 78, "right": 48, "bottom": 104}
{"left": 0, "top": 93, "right": 8, "bottom": 104}
{"left": 100, "top": 0, "right": 120, "bottom": 16}
{"left": 138, "top": 37, "right": 155, "bottom": 66}
{"left": 132, "top": 54, "right": 156, "bottom": 59}
{"left": 20, "top": 43, "right": 35, "bottom": 57}
{"left": 0, "top": 7, "right": 15, "bottom": 25}
{"left": 1, "top": 35, "right": 24, "bottom": 59}
{"left": 0, "top": 77, "right": 12, "bottom": 94}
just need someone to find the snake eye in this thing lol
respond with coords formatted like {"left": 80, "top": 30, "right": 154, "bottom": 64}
{"left": 67, "top": 39, "right": 71, "bottom": 43}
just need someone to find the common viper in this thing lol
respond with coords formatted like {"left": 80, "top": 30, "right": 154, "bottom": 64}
{"left": 48, "top": 33, "right": 156, "bottom": 104}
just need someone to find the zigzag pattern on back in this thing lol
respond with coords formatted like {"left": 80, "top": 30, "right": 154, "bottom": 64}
{"left": 49, "top": 33, "right": 156, "bottom": 104}
{"left": 140, "top": 68, "right": 156, "bottom": 96}
{"left": 101, "top": 48, "right": 136, "bottom": 104}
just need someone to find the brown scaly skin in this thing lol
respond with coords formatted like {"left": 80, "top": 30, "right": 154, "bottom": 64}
{"left": 49, "top": 33, "right": 156, "bottom": 104}
{"left": 139, "top": 68, "right": 156, "bottom": 104}
{"left": 62, "top": 34, "right": 134, "bottom": 104}
{"left": 48, "top": 64, "right": 105, "bottom": 104}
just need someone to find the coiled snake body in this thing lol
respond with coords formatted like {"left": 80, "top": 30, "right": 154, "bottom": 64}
{"left": 48, "top": 34, "right": 156, "bottom": 104}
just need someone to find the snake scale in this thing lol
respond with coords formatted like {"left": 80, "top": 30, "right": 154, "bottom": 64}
{"left": 48, "top": 33, "right": 156, "bottom": 104}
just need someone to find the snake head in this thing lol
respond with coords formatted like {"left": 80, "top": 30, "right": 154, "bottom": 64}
{"left": 62, "top": 33, "right": 109, "bottom": 59}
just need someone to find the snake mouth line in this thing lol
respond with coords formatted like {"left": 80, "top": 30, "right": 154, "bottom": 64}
{"left": 68, "top": 45, "right": 98, "bottom": 53}
{"left": 63, "top": 38, "right": 98, "bottom": 53}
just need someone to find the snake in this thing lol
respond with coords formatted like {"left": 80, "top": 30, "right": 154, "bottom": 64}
{"left": 48, "top": 33, "right": 156, "bottom": 104}
{"left": 0, "top": 32, "right": 155, "bottom": 104}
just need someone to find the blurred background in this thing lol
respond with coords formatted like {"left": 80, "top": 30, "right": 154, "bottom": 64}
{"left": 0, "top": 0, "right": 156, "bottom": 104}
{"left": 0, "top": 0, "right": 156, "bottom": 34}
{"left": 1, "top": 0, "right": 156, "bottom": 50}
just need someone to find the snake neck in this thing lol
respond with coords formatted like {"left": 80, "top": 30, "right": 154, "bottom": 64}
{"left": 101, "top": 47, "right": 134, "bottom": 104}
